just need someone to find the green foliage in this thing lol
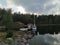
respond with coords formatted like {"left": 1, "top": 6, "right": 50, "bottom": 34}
{"left": 0, "top": 8, "right": 60, "bottom": 34}
{"left": 6, "top": 32, "right": 13, "bottom": 38}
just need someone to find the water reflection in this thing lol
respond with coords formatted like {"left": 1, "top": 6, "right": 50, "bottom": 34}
{"left": 29, "top": 33, "right": 60, "bottom": 45}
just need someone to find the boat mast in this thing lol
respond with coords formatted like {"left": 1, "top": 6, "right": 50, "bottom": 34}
{"left": 34, "top": 14, "right": 35, "bottom": 26}
{"left": 32, "top": 14, "right": 37, "bottom": 36}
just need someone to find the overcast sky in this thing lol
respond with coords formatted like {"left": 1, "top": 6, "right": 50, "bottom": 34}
{"left": 0, "top": 0, "right": 60, "bottom": 15}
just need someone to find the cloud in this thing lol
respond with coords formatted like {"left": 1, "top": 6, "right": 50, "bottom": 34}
{"left": 6, "top": 0, "right": 27, "bottom": 14}
{"left": 9, "top": 0, "right": 60, "bottom": 14}
{"left": 0, "top": 0, "right": 27, "bottom": 14}
{"left": 0, "top": 0, "right": 7, "bottom": 8}
{"left": 0, "top": 4, "right": 3, "bottom": 8}
{"left": 0, "top": 0, "right": 60, "bottom": 14}
{"left": 17, "top": 6, "right": 26, "bottom": 13}
{"left": 43, "top": 0, "right": 60, "bottom": 14}
{"left": 0, "top": 0, "right": 7, "bottom": 6}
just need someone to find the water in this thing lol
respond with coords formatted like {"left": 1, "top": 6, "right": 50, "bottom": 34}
{"left": 0, "top": 33, "right": 60, "bottom": 45}
{"left": 29, "top": 33, "right": 60, "bottom": 45}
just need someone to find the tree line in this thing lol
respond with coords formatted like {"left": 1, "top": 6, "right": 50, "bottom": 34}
{"left": 0, "top": 8, "right": 60, "bottom": 34}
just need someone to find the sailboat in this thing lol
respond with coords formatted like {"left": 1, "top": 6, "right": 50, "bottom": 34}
{"left": 32, "top": 15, "right": 37, "bottom": 35}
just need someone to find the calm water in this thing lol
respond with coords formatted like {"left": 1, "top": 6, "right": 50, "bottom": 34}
{"left": 0, "top": 33, "right": 60, "bottom": 45}
{"left": 29, "top": 33, "right": 60, "bottom": 45}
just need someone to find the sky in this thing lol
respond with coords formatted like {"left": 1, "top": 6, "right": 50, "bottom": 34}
{"left": 0, "top": 0, "right": 60, "bottom": 15}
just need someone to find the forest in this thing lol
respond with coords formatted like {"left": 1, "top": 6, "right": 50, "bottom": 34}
{"left": 0, "top": 8, "right": 60, "bottom": 34}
